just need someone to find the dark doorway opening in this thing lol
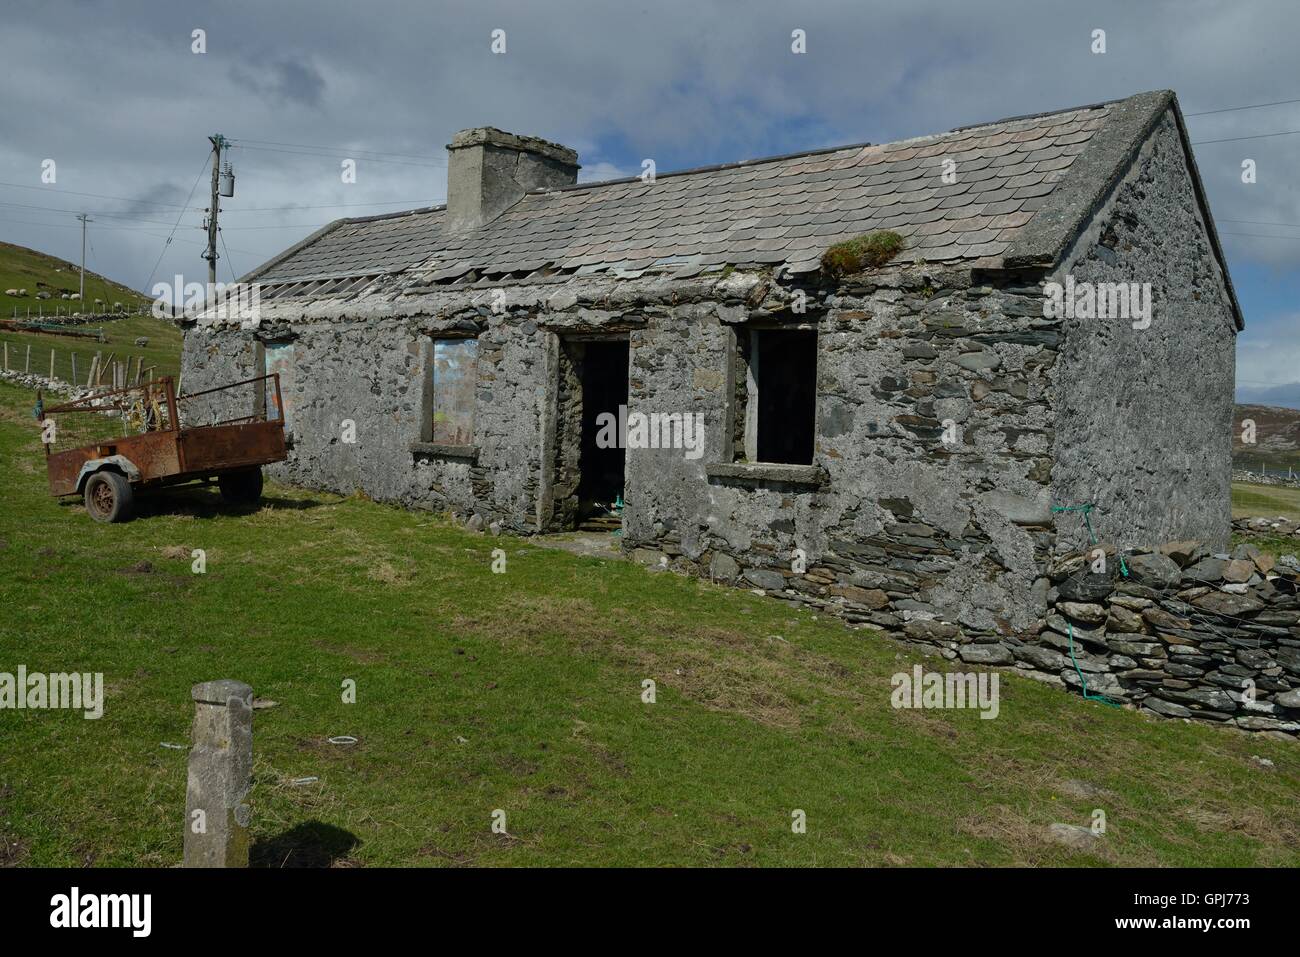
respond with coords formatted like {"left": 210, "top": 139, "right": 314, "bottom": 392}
{"left": 577, "top": 339, "right": 629, "bottom": 526}
{"left": 756, "top": 329, "right": 817, "bottom": 465}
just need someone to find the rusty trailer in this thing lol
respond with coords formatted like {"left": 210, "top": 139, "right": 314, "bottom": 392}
{"left": 40, "top": 374, "right": 287, "bottom": 523}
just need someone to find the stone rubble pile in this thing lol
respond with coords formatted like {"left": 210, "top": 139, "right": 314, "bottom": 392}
{"left": 1232, "top": 469, "right": 1300, "bottom": 489}
{"left": 1233, "top": 514, "right": 1300, "bottom": 540}
{"left": 0, "top": 369, "right": 82, "bottom": 397}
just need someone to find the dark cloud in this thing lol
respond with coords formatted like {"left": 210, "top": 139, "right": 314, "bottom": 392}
{"left": 229, "top": 59, "right": 327, "bottom": 108}
{"left": 0, "top": 0, "right": 1296, "bottom": 393}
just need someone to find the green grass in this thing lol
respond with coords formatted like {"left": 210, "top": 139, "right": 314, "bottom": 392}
{"left": 0, "top": 314, "right": 182, "bottom": 386}
{"left": 820, "top": 231, "right": 905, "bottom": 277}
{"left": 0, "top": 379, "right": 1297, "bottom": 867}
{"left": 0, "top": 239, "right": 176, "bottom": 387}
{"left": 1231, "top": 481, "right": 1300, "bottom": 522}
{"left": 1, "top": 239, "right": 149, "bottom": 318}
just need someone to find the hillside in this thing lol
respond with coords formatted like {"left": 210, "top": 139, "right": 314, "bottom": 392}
{"left": 1233, "top": 403, "right": 1300, "bottom": 475}
{"left": 0, "top": 240, "right": 150, "bottom": 316}
{"left": 0, "top": 239, "right": 180, "bottom": 382}
{"left": 0, "top": 378, "right": 1295, "bottom": 868}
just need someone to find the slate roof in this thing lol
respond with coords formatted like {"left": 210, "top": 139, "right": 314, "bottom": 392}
{"left": 245, "top": 90, "right": 1241, "bottom": 329}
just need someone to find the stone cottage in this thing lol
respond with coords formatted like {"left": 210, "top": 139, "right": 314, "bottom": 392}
{"left": 182, "top": 89, "right": 1241, "bottom": 640}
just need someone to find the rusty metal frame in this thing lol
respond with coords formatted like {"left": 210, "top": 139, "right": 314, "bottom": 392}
{"left": 41, "top": 373, "right": 287, "bottom": 500}
{"left": 176, "top": 372, "right": 283, "bottom": 427}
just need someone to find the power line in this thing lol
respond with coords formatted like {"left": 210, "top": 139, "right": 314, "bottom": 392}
{"left": 232, "top": 143, "right": 445, "bottom": 169}
{"left": 0, "top": 215, "right": 263, "bottom": 254}
{"left": 1186, "top": 96, "right": 1300, "bottom": 117}
{"left": 219, "top": 228, "right": 238, "bottom": 283}
{"left": 217, "top": 199, "right": 434, "bottom": 213}
{"left": 0, "top": 180, "right": 194, "bottom": 209}
{"left": 213, "top": 222, "right": 329, "bottom": 231}
{"left": 234, "top": 138, "right": 445, "bottom": 163}
{"left": 143, "top": 152, "right": 212, "bottom": 295}
{"left": 0, "top": 193, "right": 433, "bottom": 217}
{"left": 0, "top": 215, "right": 195, "bottom": 233}
{"left": 1219, "top": 230, "right": 1300, "bottom": 241}
{"left": 0, "top": 202, "right": 196, "bottom": 229}
{"left": 1191, "top": 128, "right": 1300, "bottom": 145}
{"left": 1219, "top": 217, "right": 1300, "bottom": 229}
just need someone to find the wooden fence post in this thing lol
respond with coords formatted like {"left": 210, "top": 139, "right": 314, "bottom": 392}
{"left": 25, "top": 344, "right": 31, "bottom": 373}
{"left": 49, "top": 348, "right": 55, "bottom": 380}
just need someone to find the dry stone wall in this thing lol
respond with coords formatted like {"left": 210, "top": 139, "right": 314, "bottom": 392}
{"left": 925, "top": 539, "right": 1297, "bottom": 735}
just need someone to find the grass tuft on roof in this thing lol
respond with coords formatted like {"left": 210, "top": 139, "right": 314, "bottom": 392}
{"left": 820, "top": 231, "right": 904, "bottom": 277}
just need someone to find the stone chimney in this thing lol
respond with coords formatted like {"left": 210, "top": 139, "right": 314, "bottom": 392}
{"left": 445, "top": 128, "right": 579, "bottom": 231}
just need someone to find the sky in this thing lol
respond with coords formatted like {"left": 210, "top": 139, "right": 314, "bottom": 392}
{"left": 1, "top": 0, "right": 1296, "bottom": 406}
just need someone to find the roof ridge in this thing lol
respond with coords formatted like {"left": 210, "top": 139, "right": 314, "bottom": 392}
{"left": 526, "top": 95, "right": 1134, "bottom": 200}
{"left": 948, "top": 94, "right": 1129, "bottom": 132}
{"left": 525, "top": 141, "right": 874, "bottom": 196}
{"left": 338, "top": 203, "right": 445, "bottom": 225}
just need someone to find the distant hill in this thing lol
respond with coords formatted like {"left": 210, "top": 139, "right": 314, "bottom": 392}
{"left": 0, "top": 240, "right": 150, "bottom": 316}
{"left": 1234, "top": 403, "right": 1300, "bottom": 475}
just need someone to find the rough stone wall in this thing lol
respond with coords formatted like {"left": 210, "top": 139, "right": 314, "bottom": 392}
{"left": 624, "top": 273, "right": 1061, "bottom": 637}
{"left": 973, "top": 540, "right": 1296, "bottom": 736}
{"left": 1048, "top": 113, "right": 1237, "bottom": 553}
{"left": 547, "top": 338, "right": 585, "bottom": 530}
{"left": 180, "top": 314, "right": 550, "bottom": 528}
{"left": 179, "top": 328, "right": 259, "bottom": 426}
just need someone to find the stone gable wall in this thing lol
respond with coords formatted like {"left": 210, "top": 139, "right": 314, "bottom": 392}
{"left": 1048, "top": 112, "right": 1236, "bottom": 553}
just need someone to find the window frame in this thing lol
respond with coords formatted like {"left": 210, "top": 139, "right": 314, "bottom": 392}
{"left": 413, "top": 334, "right": 480, "bottom": 457}
{"left": 728, "top": 324, "right": 819, "bottom": 467}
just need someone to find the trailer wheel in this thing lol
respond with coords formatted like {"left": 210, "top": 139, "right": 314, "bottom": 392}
{"left": 83, "top": 470, "right": 134, "bottom": 523}
{"left": 219, "top": 467, "right": 264, "bottom": 505}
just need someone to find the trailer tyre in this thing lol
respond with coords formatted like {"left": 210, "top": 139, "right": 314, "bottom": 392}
{"left": 84, "top": 470, "right": 134, "bottom": 523}
{"left": 219, "top": 467, "right": 264, "bottom": 505}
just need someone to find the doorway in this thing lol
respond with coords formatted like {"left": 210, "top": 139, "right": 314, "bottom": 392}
{"left": 551, "top": 337, "right": 629, "bottom": 531}
{"left": 577, "top": 339, "right": 629, "bottom": 526}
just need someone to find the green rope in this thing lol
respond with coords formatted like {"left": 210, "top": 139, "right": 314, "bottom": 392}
{"left": 1052, "top": 502, "right": 1129, "bottom": 577}
{"left": 1067, "top": 622, "right": 1123, "bottom": 709}
{"left": 1054, "top": 502, "right": 1126, "bottom": 708}
{"left": 1051, "top": 502, "right": 1098, "bottom": 544}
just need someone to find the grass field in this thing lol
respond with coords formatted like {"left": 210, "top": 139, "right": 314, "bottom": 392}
{"left": 1232, "top": 480, "right": 1300, "bottom": 522}
{"left": 0, "top": 380, "right": 1296, "bottom": 867}
{"left": 0, "top": 313, "right": 183, "bottom": 387}
{"left": 0, "top": 240, "right": 149, "bottom": 315}
{"left": 0, "top": 239, "right": 178, "bottom": 387}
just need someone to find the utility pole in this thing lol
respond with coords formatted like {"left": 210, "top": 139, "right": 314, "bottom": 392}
{"left": 203, "top": 134, "right": 228, "bottom": 290}
{"left": 76, "top": 213, "right": 92, "bottom": 305}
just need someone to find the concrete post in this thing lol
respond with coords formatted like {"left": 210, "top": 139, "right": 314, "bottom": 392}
{"left": 184, "top": 679, "right": 253, "bottom": 868}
